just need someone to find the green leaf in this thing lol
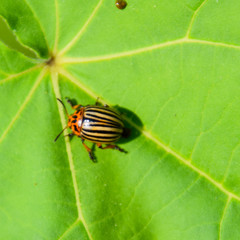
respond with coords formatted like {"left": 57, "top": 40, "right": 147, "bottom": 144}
{"left": 0, "top": 0, "right": 240, "bottom": 239}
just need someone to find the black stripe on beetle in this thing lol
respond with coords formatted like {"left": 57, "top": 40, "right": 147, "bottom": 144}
{"left": 86, "top": 106, "right": 122, "bottom": 120}
{"left": 86, "top": 109, "right": 122, "bottom": 122}
{"left": 73, "top": 125, "right": 79, "bottom": 133}
{"left": 81, "top": 132, "right": 119, "bottom": 142}
{"left": 85, "top": 109, "right": 122, "bottom": 122}
{"left": 84, "top": 114, "right": 122, "bottom": 127}
{"left": 84, "top": 123, "right": 122, "bottom": 129}
{"left": 82, "top": 129, "right": 121, "bottom": 137}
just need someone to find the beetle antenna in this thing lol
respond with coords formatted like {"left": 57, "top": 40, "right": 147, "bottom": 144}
{"left": 54, "top": 125, "right": 68, "bottom": 142}
{"left": 56, "top": 98, "right": 69, "bottom": 117}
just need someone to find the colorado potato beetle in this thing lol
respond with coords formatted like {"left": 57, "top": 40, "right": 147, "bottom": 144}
{"left": 55, "top": 98, "right": 129, "bottom": 161}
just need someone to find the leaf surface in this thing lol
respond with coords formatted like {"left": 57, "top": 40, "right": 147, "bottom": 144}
{"left": 0, "top": 0, "right": 240, "bottom": 239}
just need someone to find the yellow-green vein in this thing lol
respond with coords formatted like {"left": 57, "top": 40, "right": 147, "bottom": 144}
{"left": 60, "top": 39, "right": 184, "bottom": 63}
{"left": 89, "top": 153, "right": 168, "bottom": 227}
{"left": 130, "top": 176, "right": 201, "bottom": 239}
{"left": 185, "top": 0, "right": 209, "bottom": 38}
{"left": 0, "top": 65, "right": 42, "bottom": 85}
{"left": 0, "top": 68, "right": 46, "bottom": 144}
{"left": 23, "top": 0, "right": 50, "bottom": 52}
{"left": 59, "top": 69, "right": 240, "bottom": 203}
{"left": 53, "top": 0, "right": 60, "bottom": 54}
{"left": 58, "top": 219, "right": 80, "bottom": 240}
{"left": 219, "top": 196, "right": 231, "bottom": 239}
{"left": 51, "top": 69, "right": 93, "bottom": 240}
{"left": 60, "top": 38, "right": 240, "bottom": 64}
{"left": 59, "top": 0, "right": 103, "bottom": 56}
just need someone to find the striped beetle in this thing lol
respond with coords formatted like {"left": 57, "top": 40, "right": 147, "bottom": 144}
{"left": 55, "top": 98, "right": 129, "bottom": 161}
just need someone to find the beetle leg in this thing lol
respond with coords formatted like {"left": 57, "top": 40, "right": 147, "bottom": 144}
{"left": 95, "top": 97, "right": 109, "bottom": 108}
{"left": 97, "top": 143, "right": 127, "bottom": 153}
{"left": 95, "top": 97, "right": 100, "bottom": 105}
{"left": 72, "top": 104, "right": 83, "bottom": 109}
{"left": 64, "top": 133, "right": 74, "bottom": 137}
{"left": 64, "top": 133, "right": 75, "bottom": 140}
{"left": 66, "top": 97, "right": 82, "bottom": 109}
{"left": 65, "top": 97, "right": 74, "bottom": 107}
{"left": 81, "top": 139, "right": 95, "bottom": 161}
{"left": 96, "top": 143, "right": 102, "bottom": 148}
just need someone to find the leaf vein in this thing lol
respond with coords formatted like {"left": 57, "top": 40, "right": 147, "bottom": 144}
{"left": 90, "top": 153, "right": 168, "bottom": 226}
{"left": 0, "top": 68, "right": 46, "bottom": 144}
{"left": 0, "top": 65, "right": 42, "bottom": 85}
{"left": 51, "top": 70, "right": 93, "bottom": 240}
{"left": 59, "top": 69, "right": 240, "bottom": 203}
{"left": 60, "top": 38, "right": 240, "bottom": 64}
{"left": 218, "top": 196, "right": 231, "bottom": 240}
{"left": 221, "top": 141, "right": 240, "bottom": 184}
{"left": 53, "top": 0, "right": 60, "bottom": 54}
{"left": 190, "top": 71, "right": 217, "bottom": 161}
{"left": 185, "top": 0, "right": 209, "bottom": 38}
{"left": 129, "top": 176, "right": 201, "bottom": 239}
{"left": 58, "top": 219, "right": 80, "bottom": 240}
{"left": 59, "top": 0, "right": 103, "bottom": 56}
{"left": 22, "top": 0, "right": 50, "bottom": 52}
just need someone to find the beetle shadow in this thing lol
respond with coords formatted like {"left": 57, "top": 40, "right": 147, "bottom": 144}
{"left": 87, "top": 105, "right": 143, "bottom": 163}
{"left": 113, "top": 105, "right": 143, "bottom": 144}
{"left": 89, "top": 105, "right": 143, "bottom": 162}
{"left": 68, "top": 97, "right": 78, "bottom": 105}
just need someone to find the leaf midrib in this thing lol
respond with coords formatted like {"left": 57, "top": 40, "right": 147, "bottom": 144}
{"left": 51, "top": 69, "right": 94, "bottom": 240}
